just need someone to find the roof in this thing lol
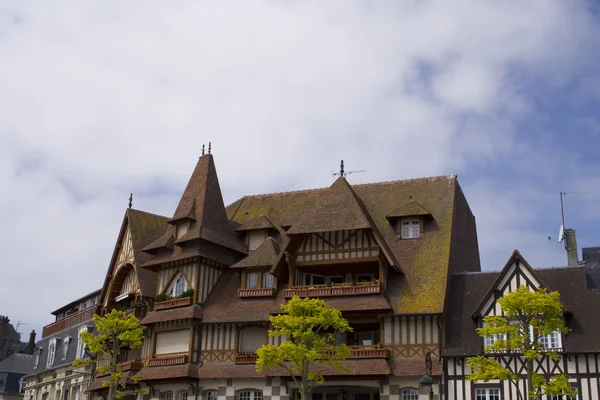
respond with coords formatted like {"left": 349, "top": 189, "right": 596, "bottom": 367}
{"left": 444, "top": 264, "right": 600, "bottom": 356}
{"left": 235, "top": 214, "right": 276, "bottom": 231}
{"left": 144, "top": 155, "right": 245, "bottom": 255}
{"left": 386, "top": 200, "right": 432, "bottom": 219}
{"left": 231, "top": 237, "right": 280, "bottom": 269}
{"left": 136, "top": 364, "right": 198, "bottom": 381}
{"left": 87, "top": 371, "right": 138, "bottom": 392}
{"left": 227, "top": 174, "right": 478, "bottom": 314}
{"left": 0, "top": 353, "right": 33, "bottom": 374}
{"left": 388, "top": 357, "right": 442, "bottom": 376}
{"left": 140, "top": 305, "right": 203, "bottom": 325}
{"left": 51, "top": 289, "right": 101, "bottom": 316}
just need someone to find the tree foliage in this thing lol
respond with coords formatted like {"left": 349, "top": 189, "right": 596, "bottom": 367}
{"left": 73, "top": 309, "right": 146, "bottom": 400}
{"left": 467, "top": 285, "right": 577, "bottom": 400}
{"left": 256, "top": 296, "right": 352, "bottom": 400}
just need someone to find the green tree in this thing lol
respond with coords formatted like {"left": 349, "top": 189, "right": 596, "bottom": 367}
{"left": 466, "top": 285, "right": 577, "bottom": 400}
{"left": 256, "top": 296, "right": 352, "bottom": 400}
{"left": 73, "top": 309, "right": 146, "bottom": 400}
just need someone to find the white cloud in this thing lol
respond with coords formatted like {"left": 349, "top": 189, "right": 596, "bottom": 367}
{"left": 0, "top": 0, "right": 598, "bottom": 335}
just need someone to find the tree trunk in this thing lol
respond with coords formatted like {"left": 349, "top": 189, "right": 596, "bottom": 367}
{"left": 526, "top": 359, "right": 534, "bottom": 400}
{"left": 301, "top": 360, "right": 309, "bottom": 400}
{"left": 108, "top": 336, "right": 120, "bottom": 400}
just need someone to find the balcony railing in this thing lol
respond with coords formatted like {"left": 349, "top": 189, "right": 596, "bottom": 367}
{"left": 125, "top": 308, "right": 146, "bottom": 319}
{"left": 154, "top": 296, "right": 192, "bottom": 311}
{"left": 346, "top": 344, "right": 388, "bottom": 359}
{"left": 42, "top": 307, "right": 95, "bottom": 338}
{"left": 284, "top": 282, "right": 380, "bottom": 298}
{"left": 238, "top": 287, "right": 276, "bottom": 298}
{"left": 235, "top": 353, "right": 259, "bottom": 364}
{"left": 147, "top": 354, "right": 188, "bottom": 366}
{"left": 95, "top": 359, "right": 144, "bottom": 377}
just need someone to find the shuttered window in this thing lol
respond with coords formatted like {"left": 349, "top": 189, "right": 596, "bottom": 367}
{"left": 238, "top": 327, "right": 266, "bottom": 353}
{"left": 248, "top": 231, "right": 265, "bottom": 251}
{"left": 155, "top": 329, "right": 190, "bottom": 355}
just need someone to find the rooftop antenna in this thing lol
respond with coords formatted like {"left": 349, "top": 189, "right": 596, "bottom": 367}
{"left": 331, "top": 160, "right": 366, "bottom": 178}
{"left": 548, "top": 191, "right": 590, "bottom": 244}
{"left": 202, "top": 144, "right": 205, "bottom": 156}
{"left": 15, "top": 321, "right": 26, "bottom": 336}
{"left": 128, "top": 193, "right": 133, "bottom": 209}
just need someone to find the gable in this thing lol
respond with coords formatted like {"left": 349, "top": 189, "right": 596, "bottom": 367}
{"left": 295, "top": 229, "right": 379, "bottom": 264}
{"left": 116, "top": 224, "right": 134, "bottom": 266}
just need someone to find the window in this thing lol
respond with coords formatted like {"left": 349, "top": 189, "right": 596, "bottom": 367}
{"left": 33, "top": 348, "right": 41, "bottom": 369}
{"left": 205, "top": 391, "right": 218, "bottom": 400}
{"left": 304, "top": 274, "right": 344, "bottom": 286}
{"left": 238, "top": 391, "right": 262, "bottom": 400}
{"left": 553, "top": 390, "right": 578, "bottom": 400}
{"left": 474, "top": 388, "right": 500, "bottom": 400}
{"left": 356, "top": 274, "right": 376, "bottom": 283}
{"left": 238, "top": 327, "right": 266, "bottom": 353}
{"left": 47, "top": 338, "right": 59, "bottom": 367}
{"left": 19, "top": 377, "right": 25, "bottom": 394}
{"left": 61, "top": 337, "right": 71, "bottom": 360}
{"left": 155, "top": 329, "right": 190, "bottom": 355}
{"left": 167, "top": 273, "right": 189, "bottom": 297}
{"left": 165, "top": 391, "right": 173, "bottom": 400}
{"left": 400, "top": 218, "right": 420, "bottom": 239}
{"left": 246, "top": 272, "right": 258, "bottom": 289}
{"left": 74, "top": 388, "right": 80, "bottom": 400}
{"left": 400, "top": 388, "right": 418, "bottom": 400}
{"left": 248, "top": 231, "right": 266, "bottom": 251}
{"left": 77, "top": 326, "right": 91, "bottom": 359}
{"left": 181, "top": 392, "right": 188, "bottom": 400}
{"left": 262, "top": 273, "right": 274, "bottom": 288}
{"left": 539, "top": 330, "right": 562, "bottom": 349}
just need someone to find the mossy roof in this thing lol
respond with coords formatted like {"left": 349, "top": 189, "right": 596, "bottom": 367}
{"left": 231, "top": 237, "right": 280, "bottom": 269}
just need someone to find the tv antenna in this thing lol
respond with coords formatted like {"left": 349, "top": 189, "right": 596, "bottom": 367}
{"left": 331, "top": 160, "right": 365, "bottom": 178}
{"left": 548, "top": 191, "right": 590, "bottom": 244}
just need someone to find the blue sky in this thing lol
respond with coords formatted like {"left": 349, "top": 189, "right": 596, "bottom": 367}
{"left": 0, "top": 0, "right": 599, "bottom": 337}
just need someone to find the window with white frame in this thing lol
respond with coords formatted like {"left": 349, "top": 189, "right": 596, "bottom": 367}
{"left": 246, "top": 272, "right": 258, "bottom": 289}
{"left": 205, "top": 391, "right": 217, "bottom": 400}
{"left": 553, "top": 390, "right": 578, "bottom": 400}
{"left": 33, "top": 348, "right": 41, "bottom": 369}
{"left": 400, "top": 218, "right": 420, "bottom": 239}
{"left": 76, "top": 326, "right": 90, "bottom": 359}
{"left": 180, "top": 391, "right": 188, "bottom": 400}
{"left": 262, "top": 273, "right": 274, "bottom": 288}
{"left": 539, "top": 330, "right": 562, "bottom": 350}
{"left": 400, "top": 388, "right": 418, "bottom": 400}
{"left": 46, "top": 338, "right": 59, "bottom": 368}
{"left": 74, "top": 388, "right": 80, "bottom": 400}
{"left": 474, "top": 387, "right": 501, "bottom": 400}
{"left": 238, "top": 390, "right": 263, "bottom": 400}
{"left": 61, "top": 337, "right": 71, "bottom": 360}
{"left": 167, "top": 273, "right": 189, "bottom": 297}
{"left": 165, "top": 391, "right": 173, "bottom": 400}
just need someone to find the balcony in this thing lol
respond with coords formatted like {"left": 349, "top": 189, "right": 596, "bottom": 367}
{"left": 284, "top": 282, "right": 380, "bottom": 298}
{"left": 154, "top": 296, "right": 192, "bottom": 311}
{"left": 125, "top": 308, "right": 146, "bottom": 319}
{"left": 346, "top": 345, "right": 388, "bottom": 359}
{"left": 42, "top": 307, "right": 95, "bottom": 338}
{"left": 238, "top": 287, "right": 276, "bottom": 298}
{"left": 147, "top": 354, "right": 188, "bottom": 366}
{"left": 95, "top": 359, "right": 144, "bottom": 377}
{"left": 235, "top": 353, "right": 259, "bottom": 364}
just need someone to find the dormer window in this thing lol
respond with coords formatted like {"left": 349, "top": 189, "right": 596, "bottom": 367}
{"left": 247, "top": 230, "right": 266, "bottom": 251}
{"left": 167, "top": 273, "right": 189, "bottom": 297}
{"left": 176, "top": 221, "right": 190, "bottom": 239}
{"left": 246, "top": 272, "right": 258, "bottom": 289}
{"left": 400, "top": 218, "right": 420, "bottom": 239}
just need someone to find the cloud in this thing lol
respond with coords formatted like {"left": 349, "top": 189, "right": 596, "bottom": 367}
{"left": 0, "top": 0, "right": 599, "bottom": 335}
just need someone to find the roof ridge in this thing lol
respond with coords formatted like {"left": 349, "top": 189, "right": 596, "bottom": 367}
{"left": 353, "top": 174, "right": 457, "bottom": 188}
{"left": 128, "top": 208, "right": 169, "bottom": 220}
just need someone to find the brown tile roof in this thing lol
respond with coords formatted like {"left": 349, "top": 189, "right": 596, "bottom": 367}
{"left": 235, "top": 214, "right": 276, "bottom": 231}
{"left": 201, "top": 270, "right": 391, "bottom": 323}
{"left": 140, "top": 305, "right": 203, "bottom": 325}
{"left": 286, "top": 177, "right": 372, "bottom": 234}
{"left": 386, "top": 200, "right": 432, "bottom": 219}
{"left": 387, "top": 357, "right": 442, "bottom": 376}
{"left": 231, "top": 237, "right": 280, "bottom": 269}
{"left": 444, "top": 261, "right": 600, "bottom": 356}
{"left": 136, "top": 364, "right": 198, "bottom": 381}
{"left": 227, "top": 175, "right": 475, "bottom": 314}
{"left": 86, "top": 371, "right": 138, "bottom": 392}
{"left": 144, "top": 154, "right": 246, "bottom": 256}
{"left": 197, "top": 360, "right": 390, "bottom": 379}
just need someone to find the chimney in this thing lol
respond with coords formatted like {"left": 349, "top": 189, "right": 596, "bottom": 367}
{"left": 27, "top": 330, "right": 36, "bottom": 354}
{"left": 565, "top": 228, "right": 579, "bottom": 267}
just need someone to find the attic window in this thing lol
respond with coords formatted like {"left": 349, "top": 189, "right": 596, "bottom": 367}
{"left": 176, "top": 221, "right": 190, "bottom": 239}
{"left": 247, "top": 230, "right": 266, "bottom": 251}
{"left": 399, "top": 218, "right": 420, "bottom": 239}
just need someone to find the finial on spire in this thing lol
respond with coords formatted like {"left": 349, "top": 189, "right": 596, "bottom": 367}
{"left": 202, "top": 144, "right": 205, "bottom": 156}
{"left": 340, "top": 160, "right": 344, "bottom": 177}
{"left": 208, "top": 142, "right": 212, "bottom": 154}
{"left": 128, "top": 193, "right": 133, "bottom": 209}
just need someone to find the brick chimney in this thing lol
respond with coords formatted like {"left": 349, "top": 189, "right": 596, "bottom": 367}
{"left": 25, "top": 330, "right": 36, "bottom": 354}
{"left": 0, "top": 316, "right": 9, "bottom": 341}
{"left": 565, "top": 228, "right": 579, "bottom": 267}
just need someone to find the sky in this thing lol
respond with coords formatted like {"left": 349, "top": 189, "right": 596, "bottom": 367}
{"left": 0, "top": 0, "right": 599, "bottom": 338}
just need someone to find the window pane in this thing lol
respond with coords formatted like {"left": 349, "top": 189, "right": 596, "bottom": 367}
{"left": 401, "top": 389, "right": 418, "bottom": 400}
{"left": 206, "top": 391, "right": 217, "bottom": 400}
{"left": 246, "top": 273, "right": 258, "bottom": 289}
{"left": 165, "top": 392, "right": 173, "bottom": 400}
{"left": 262, "top": 273, "right": 274, "bottom": 288}
{"left": 412, "top": 221, "right": 420, "bottom": 237}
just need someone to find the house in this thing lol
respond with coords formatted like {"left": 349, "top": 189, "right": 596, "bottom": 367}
{"left": 0, "top": 353, "right": 33, "bottom": 400}
{"left": 23, "top": 290, "right": 100, "bottom": 400}
{"left": 443, "top": 247, "right": 600, "bottom": 400}
{"left": 87, "top": 153, "right": 481, "bottom": 400}
{"left": 0, "top": 318, "right": 35, "bottom": 363}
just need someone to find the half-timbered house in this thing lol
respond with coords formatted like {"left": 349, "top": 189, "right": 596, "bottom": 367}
{"left": 82, "top": 153, "right": 481, "bottom": 400}
{"left": 444, "top": 249, "right": 600, "bottom": 400}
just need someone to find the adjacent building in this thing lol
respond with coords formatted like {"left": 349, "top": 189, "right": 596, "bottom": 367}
{"left": 0, "top": 353, "right": 33, "bottom": 400}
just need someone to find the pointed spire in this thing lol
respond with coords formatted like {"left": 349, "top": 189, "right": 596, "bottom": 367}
{"left": 340, "top": 160, "right": 345, "bottom": 177}
{"left": 128, "top": 193, "right": 133, "bottom": 209}
{"left": 202, "top": 144, "right": 205, "bottom": 156}
{"left": 208, "top": 142, "right": 212, "bottom": 154}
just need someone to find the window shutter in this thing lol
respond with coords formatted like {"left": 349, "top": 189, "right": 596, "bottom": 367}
{"left": 239, "top": 327, "right": 266, "bottom": 352}
{"left": 248, "top": 231, "right": 265, "bottom": 251}
{"left": 155, "top": 330, "right": 190, "bottom": 355}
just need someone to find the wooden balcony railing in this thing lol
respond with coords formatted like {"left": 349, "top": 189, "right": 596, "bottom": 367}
{"left": 154, "top": 296, "right": 192, "bottom": 311}
{"left": 147, "top": 355, "right": 188, "bottom": 366}
{"left": 346, "top": 345, "right": 388, "bottom": 359}
{"left": 238, "top": 287, "right": 276, "bottom": 298}
{"left": 125, "top": 308, "right": 146, "bottom": 319}
{"left": 95, "top": 359, "right": 144, "bottom": 377}
{"left": 235, "top": 353, "right": 259, "bottom": 364}
{"left": 42, "top": 307, "right": 95, "bottom": 338}
{"left": 284, "top": 282, "right": 380, "bottom": 298}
